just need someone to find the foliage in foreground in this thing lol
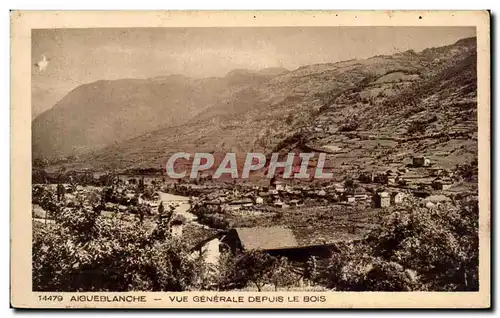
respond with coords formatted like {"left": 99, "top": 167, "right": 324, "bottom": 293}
{"left": 33, "top": 186, "right": 479, "bottom": 292}
{"left": 33, "top": 201, "right": 198, "bottom": 292}
{"left": 320, "top": 197, "right": 479, "bottom": 291}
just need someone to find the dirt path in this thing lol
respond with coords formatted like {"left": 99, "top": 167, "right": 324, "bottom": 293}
{"left": 157, "top": 192, "right": 197, "bottom": 222}
{"left": 158, "top": 192, "right": 219, "bottom": 263}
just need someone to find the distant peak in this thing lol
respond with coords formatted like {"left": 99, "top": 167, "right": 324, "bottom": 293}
{"left": 258, "top": 67, "right": 289, "bottom": 76}
{"left": 454, "top": 37, "right": 477, "bottom": 46}
{"left": 151, "top": 74, "right": 190, "bottom": 81}
{"left": 226, "top": 69, "right": 255, "bottom": 77}
{"left": 226, "top": 67, "right": 289, "bottom": 78}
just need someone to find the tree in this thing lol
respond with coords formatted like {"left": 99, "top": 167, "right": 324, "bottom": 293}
{"left": 230, "top": 251, "right": 276, "bottom": 292}
{"left": 38, "top": 188, "right": 63, "bottom": 221}
{"left": 304, "top": 256, "right": 319, "bottom": 284}
{"left": 33, "top": 191, "right": 199, "bottom": 292}
{"left": 136, "top": 203, "right": 151, "bottom": 223}
{"left": 320, "top": 197, "right": 479, "bottom": 291}
{"left": 138, "top": 177, "right": 145, "bottom": 193}
{"left": 340, "top": 116, "right": 360, "bottom": 132}
{"left": 269, "top": 257, "right": 299, "bottom": 291}
{"left": 344, "top": 178, "right": 355, "bottom": 189}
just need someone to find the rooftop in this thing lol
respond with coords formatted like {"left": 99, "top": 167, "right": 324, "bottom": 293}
{"left": 235, "top": 226, "right": 299, "bottom": 251}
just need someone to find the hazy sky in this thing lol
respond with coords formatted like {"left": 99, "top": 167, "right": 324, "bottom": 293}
{"left": 32, "top": 26, "right": 475, "bottom": 118}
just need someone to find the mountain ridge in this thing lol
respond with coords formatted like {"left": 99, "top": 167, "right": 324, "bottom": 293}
{"left": 32, "top": 67, "right": 287, "bottom": 159}
{"left": 35, "top": 37, "right": 477, "bottom": 173}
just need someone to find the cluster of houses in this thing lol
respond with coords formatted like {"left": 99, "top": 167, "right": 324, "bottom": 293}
{"left": 182, "top": 154, "right": 459, "bottom": 213}
{"left": 185, "top": 178, "right": 407, "bottom": 213}
{"left": 36, "top": 153, "right": 457, "bottom": 221}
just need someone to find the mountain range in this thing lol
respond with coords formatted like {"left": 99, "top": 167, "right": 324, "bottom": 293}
{"left": 33, "top": 37, "right": 478, "bottom": 174}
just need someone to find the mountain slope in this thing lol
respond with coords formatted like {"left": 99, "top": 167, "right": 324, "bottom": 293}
{"left": 32, "top": 70, "right": 284, "bottom": 159}
{"left": 56, "top": 37, "right": 477, "bottom": 172}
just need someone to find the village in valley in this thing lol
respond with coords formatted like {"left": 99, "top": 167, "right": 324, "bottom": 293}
{"left": 32, "top": 148, "right": 478, "bottom": 284}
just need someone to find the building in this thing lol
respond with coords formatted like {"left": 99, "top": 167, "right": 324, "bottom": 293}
{"left": 413, "top": 156, "right": 431, "bottom": 167}
{"left": 269, "top": 189, "right": 279, "bottom": 195}
{"left": 191, "top": 237, "right": 223, "bottom": 266}
{"left": 194, "top": 226, "right": 341, "bottom": 265}
{"left": 317, "top": 189, "right": 327, "bottom": 197}
{"left": 392, "top": 192, "right": 407, "bottom": 204}
{"left": 432, "top": 177, "right": 453, "bottom": 190}
{"left": 274, "top": 181, "right": 285, "bottom": 191}
{"left": 387, "top": 177, "right": 397, "bottom": 186}
{"left": 354, "top": 194, "right": 368, "bottom": 200}
{"left": 374, "top": 192, "right": 391, "bottom": 208}
{"left": 274, "top": 199, "right": 289, "bottom": 209}
{"left": 255, "top": 196, "right": 264, "bottom": 205}
{"left": 92, "top": 171, "right": 107, "bottom": 179}
{"left": 170, "top": 219, "right": 184, "bottom": 237}
{"left": 226, "top": 226, "right": 299, "bottom": 252}
{"left": 284, "top": 184, "right": 293, "bottom": 193}
{"left": 224, "top": 198, "right": 254, "bottom": 211}
{"left": 428, "top": 168, "right": 444, "bottom": 177}
{"left": 334, "top": 186, "right": 345, "bottom": 194}
{"left": 358, "top": 172, "right": 374, "bottom": 183}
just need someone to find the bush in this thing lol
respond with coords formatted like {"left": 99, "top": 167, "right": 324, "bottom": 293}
{"left": 344, "top": 178, "right": 355, "bottom": 188}
{"left": 339, "top": 120, "right": 359, "bottom": 132}
{"left": 358, "top": 172, "right": 373, "bottom": 184}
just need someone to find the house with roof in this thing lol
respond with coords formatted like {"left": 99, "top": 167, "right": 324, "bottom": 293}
{"left": 273, "top": 199, "right": 289, "bottom": 209}
{"left": 354, "top": 193, "right": 369, "bottom": 200}
{"left": 218, "top": 226, "right": 338, "bottom": 261}
{"left": 413, "top": 155, "right": 431, "bottom": 167}
{"left": 392, "top": 192, "right": 407, "bottom": 204}
{"left": 274, "top": 181, "right": 285, "bottom": 191}
{"left": 227, "top": 227, "right": 298, "bottom": 252}
{"left": 254, "top": 196, "right": 264, "bottom": 205}
{"left": 346, "top": 196, "right": 356, "bottom": 203}
{"left": 428, "top": 167, "right": 444, "bottom": 177}
{"left": 170, "top": 218, "right": 184, "bottom": 237}
{"left": 431, "top": 177, "right": 454, "bottom": 190}
{"left": 334, "top": 185, "right": 345, "bottom": 194}
{"left": 387, "top": 176, "right": 397, "bottom": 186}
{"left": 317, "top": 189, "right": 327, "bottom": 197}
{"left": 223, "top": 198, "right": 254, "bottom": 211}
{"left": 374, "top": 192, "right": 391, "bottom": 208}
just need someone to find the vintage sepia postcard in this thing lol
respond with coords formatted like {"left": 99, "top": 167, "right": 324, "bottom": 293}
{"left": 10, "top": 10, "right": 490, "bottom": 308}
